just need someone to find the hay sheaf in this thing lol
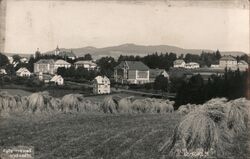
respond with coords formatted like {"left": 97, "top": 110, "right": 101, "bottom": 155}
{"left": 117, "top": 96, "right": 134, "bottom": 113}
{"left": 161, "top": 97, "right": 250, "bottom": 158}
{"left": 101, "top": 96, "right": 121, "bottom": 113}
{"left": 131, "top": 98, "right": 174, "bottom": 114}
{"left": 79, "top": 99, "right": 101, "bottom": 113}
{"left": 0, "top": 91, "right": 18, "bottom": 116}
{"left": 26, "top": 91, "right": 55, "bottom": 114}
{"left": 177, "top": 103, "right": 201, "bottom": 115}
{"left": 61, "top": 94, "right": 84, "bottom": 113}
{"left": 160, "top": 107, "right": 232, "bottom": 157}
{"left": 225, "top": 98, "right": 249, "bottom": 136}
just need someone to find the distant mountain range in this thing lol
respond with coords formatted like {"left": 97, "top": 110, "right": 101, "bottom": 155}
{"left": 4, "top": 43, "right": 248, "bottom": 59}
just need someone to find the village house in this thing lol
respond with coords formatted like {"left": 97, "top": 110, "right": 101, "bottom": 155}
{"left": 38, "top": 73, "right": 64, "bottom": 85}
{"left": 50, "top": 75, "right": 64, "bottom": 85}
{"left": 237, "top": 60, "right": 249, "bottom": 71}
{"left": 0, "top": 69, "right": 7, "bottom": 75}
{"left": 219, "top": 56, "right": 237, "bottom": 69}
{"left": 173, "top": 59, "right": 186, "bottom": 68}
{"left": 34, "top": 59, "right": 71, "bottom": 75}
{"left": 34, "top": 59, "right": 55, "bottom": 74}
{"left": 74, "top": 60, "right": 97, "bottom": 70}
{"left": 185, "top": 62, "right": 200, "bottom": 69}
{"left": 149, "top": 69, "right": 169, "bottom": 83}
{"left": 54, "top": 59, "right": 71, "bottom": 71}
{"left": 39, "top": 74, "right": 53, "bottom": 83}
{"left": 93, "top": 76, "right": 110, "bottom": 94}
{"left": 210, "top": 64, "right": 220, "bottom": 68}
{"left": 16, "top": 67, "right": 31, "bottom": 77}
{"left": 20, "top": 57, "right": 28, "bottom": 63}
{"left": 114, "top": 61, "right": 150, "bottom": 84}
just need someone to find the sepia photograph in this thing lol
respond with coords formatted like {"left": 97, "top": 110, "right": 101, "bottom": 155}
{"left": 0, "top": 0, "right": 249, "bottom": 158}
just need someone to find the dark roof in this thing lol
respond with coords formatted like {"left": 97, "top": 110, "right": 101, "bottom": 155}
{"left": 115, "top": 61, "right": 149, "bottom": 71}
{"left": 238, "top": 60, "right": 248, "bottom": 65}
{"left": 220, "top": 56, "right": 236, "bottom": 61}
{"left": 174, "top": 59, "right": 185, "bottom": 65}
{"left": 35, "top": 59, "right": 55, "bottom": 64}
{"left": 149, "top": 69, "right": 166, "bottom": 78}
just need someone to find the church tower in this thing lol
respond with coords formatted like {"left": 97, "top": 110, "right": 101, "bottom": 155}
{"left": 55, "top": 45, "right": 60, "bottom": 55}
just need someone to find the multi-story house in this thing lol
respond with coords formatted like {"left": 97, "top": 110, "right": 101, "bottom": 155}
{"left": 93, "top": 76, "right": 110, "bottom": 94}
{"left": 34, "top": 59, "right": 71, "bottom": 74}
{"left": 34, "top": 59, "right": 55, "bottom": 74}
{"left": 219, "top": 56, "right": 237, "bottom": 69}
{"left": 114, "top": 61, "right": 150, "bottom": 84}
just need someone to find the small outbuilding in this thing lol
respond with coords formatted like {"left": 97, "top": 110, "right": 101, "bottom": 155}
{"left": 50, "top": 75, "right": 64, "bottom": 85}
{"left": 173, "top": 59, "right": 186, "bottom": 68}
{"left": 149, "top": 68, "right": 169, "bottom": 83}
{"left": 93, "top": 76, "right": 110, "bottom": 94}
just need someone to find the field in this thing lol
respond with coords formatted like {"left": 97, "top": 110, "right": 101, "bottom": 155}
{"left": 0, "top": 89, "right": 32, "bottom": 96}
{"left": 0, "top": 89, "right": 249, "bottom": 158}
{"left": 0, "top": 113, "right": 249, "bottom": 159}
{"left": 0, "top": 113, "right": 180, "bottom": 159}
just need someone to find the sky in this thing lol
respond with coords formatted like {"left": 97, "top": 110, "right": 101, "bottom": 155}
{"left": 4, "top": 0, "right": 249, "bottom": 54}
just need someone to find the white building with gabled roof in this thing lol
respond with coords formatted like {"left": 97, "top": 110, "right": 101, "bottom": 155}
{"left": 219, "top": 56, "right": 237, "bottom": 69}
{"left": 50, "top": 75, "right": 64, "bottom": 85}
{"left": 16, "top": 67, "right": 31, "bottom": 77}
{"left": 74, "top": 60, "right": 97, "bottom": 70}
{"left": 173, "top": 59, "right": 185, "bottom": 68}
{"left": 34, "top": 59, "right": 71, "bottom": 75}
{"left": 237, "top": 60, "right": 248, "bottom": 71}
{"left": 0, "top": 69, "right": 7, "bottom": 75}
{"left": 54, "top": 59, "right": 71, "bottom": 71}
{"left": 185, "top": 62, "right": 200, "bottom": 69}
{"left": 93, "top": 76, "right": 110, "bottom": 94}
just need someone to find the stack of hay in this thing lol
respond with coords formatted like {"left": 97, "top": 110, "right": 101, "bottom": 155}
{"left": 161, "top": 97, "right": 250, "bottom": 158}
{"left": 26, "top": 91, "right": 56, "bottom": 114}
{"left": 101, "top": 96, "right": 174, "bottom": 114}
{"left": 101, "top": 96, "right": 121, "bottom": 113}
{"left": 0, "top": 91, "right": 18, "bottom": 116}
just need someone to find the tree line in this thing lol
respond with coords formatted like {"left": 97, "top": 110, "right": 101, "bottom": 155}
{"left": 174, "top": 68, "right": 249, "bottom": 108}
